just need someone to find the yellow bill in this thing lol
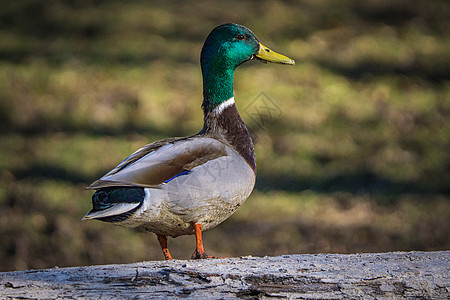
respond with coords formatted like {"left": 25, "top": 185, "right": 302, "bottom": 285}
{"left": 255, "top": 43, "right": 295, "bottom": 65}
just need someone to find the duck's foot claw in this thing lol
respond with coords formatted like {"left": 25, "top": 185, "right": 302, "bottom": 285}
{"left": 190, "top": 250, "right": 219, "bottom": 259}
{"left": 191, "top": 251, "right": 209, "bottom": 259}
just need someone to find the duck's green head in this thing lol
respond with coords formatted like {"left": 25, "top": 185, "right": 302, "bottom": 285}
{"left": 201, "top": 23, "right": 295, "bottom": 70}
{"left": 201, "top": 23, "right": 294, "bottom": 112}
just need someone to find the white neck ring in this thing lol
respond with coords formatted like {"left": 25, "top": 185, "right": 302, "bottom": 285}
{"left": 212, "top": 97, "right": 235, "bottom": 114}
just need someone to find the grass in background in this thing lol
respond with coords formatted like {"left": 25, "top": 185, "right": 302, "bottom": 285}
{"left": 0, "top": 0, "right": 449, "bottom": 271}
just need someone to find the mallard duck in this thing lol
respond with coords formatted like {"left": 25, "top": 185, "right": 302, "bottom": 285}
{"left": 83, "top": 23, "right": 294, "bottom": 260}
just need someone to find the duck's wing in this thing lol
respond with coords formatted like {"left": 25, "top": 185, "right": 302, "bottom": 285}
{"left": 87, "top": 136, "right": 228, "bottom": 189}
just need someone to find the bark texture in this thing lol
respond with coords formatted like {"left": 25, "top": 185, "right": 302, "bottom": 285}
{"left": 1, "top": 251, "right": 448, "bottom": 299}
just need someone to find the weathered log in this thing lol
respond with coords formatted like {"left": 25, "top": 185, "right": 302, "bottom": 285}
{"left": 1, "top": 251, "right": 448, "bottom": 299}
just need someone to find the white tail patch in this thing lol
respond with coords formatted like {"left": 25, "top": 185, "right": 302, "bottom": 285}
{"left": 82, "top": 202, "right": 141, "bottom": 220}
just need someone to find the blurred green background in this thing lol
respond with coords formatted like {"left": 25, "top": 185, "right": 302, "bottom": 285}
{"left": 1, "top": 0, "right": 449, "bottom": 271}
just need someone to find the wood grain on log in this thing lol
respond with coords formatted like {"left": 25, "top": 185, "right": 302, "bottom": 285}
{"left": 0, "top": 251, "right": 448, "bottom": 299}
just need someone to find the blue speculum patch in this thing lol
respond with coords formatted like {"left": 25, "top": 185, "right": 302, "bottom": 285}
{"left": 164, "top": 170, "right": 192, "bottom": 183}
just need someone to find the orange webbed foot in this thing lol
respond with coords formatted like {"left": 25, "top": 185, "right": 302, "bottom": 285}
{"left": 191, "top": 222, "right": 222, "bottom": 259}
{"left": 157, "top": 234, "right": 173, "bottom": 260}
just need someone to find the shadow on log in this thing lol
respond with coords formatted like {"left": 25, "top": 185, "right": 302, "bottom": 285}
{"left": 0, "top": 251, "right": 448, "bottom": 299}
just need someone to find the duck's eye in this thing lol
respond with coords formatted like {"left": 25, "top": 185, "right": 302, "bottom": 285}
{"left": 236, "top": 34, "right": 246, "bottom": 40}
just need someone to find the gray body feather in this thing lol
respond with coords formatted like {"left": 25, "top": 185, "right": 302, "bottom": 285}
{"left": 84, "top": 136, "right": 255, "bottom": 237}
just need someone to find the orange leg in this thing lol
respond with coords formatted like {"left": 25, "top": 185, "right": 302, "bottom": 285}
{"left": 191, "top": 222, "right": 217, "bottom": 259}
{"left": 157, "top": 234, "right": 172, "bottom": 260}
